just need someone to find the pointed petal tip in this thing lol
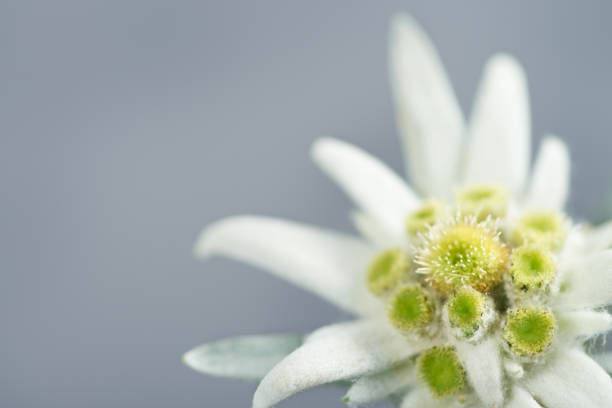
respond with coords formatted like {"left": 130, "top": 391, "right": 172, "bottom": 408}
{"left": 193, "top": 221, "right": 225, "bottom": 259}
{"left": 482, "top": 53, "right": 528, "bottom": 95}
{"left": 389, "top": 13, "right": 429, "bottom": 49}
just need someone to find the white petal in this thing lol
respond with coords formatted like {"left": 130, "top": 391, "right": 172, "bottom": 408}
{"left": 312, "top": 138, "right": 420, "bottom": 237}
{"left": 350, "top": 210, "right": 409, "bottom": 249}
{"left": 522, "top": 348, "right": 612, "bottom": 408}
{"left": 592, "top": 352, "right": 612, "bottom": 373}
{"left": 253, "top": 319, "right": 424, "bottom": 408}
{"left": 506, "top": 386, "right": 542, "bottom": 408}
{"left": 390, "top": 14, "right": 465, "bottom": 200}
{"left": 454, "top": 338, "right": 503, "bottom": 408}
{"left": 182, "top": 334, "right": 302, "bottom": 380}
{"left": 194, "top": 216, "right": 380, "bottom": 316}
{"left": 557, "top": 310, "right": 612, "bottom": 340}
{"left": 524, "top": 137, "right": 570, "bottom": 210}
{"left": 586, "top": 220, "right": 612, "bottom": 253}
{"left": 556, "top": 249, "right": 612, "bottom": 310}
{"left": 400, "top": 388, "right": 443, "bottom": 408}
{"left": 463, "top": 54, "right": 530, "bottom": 194}
{"left": 344, "top": 362, "right": 415, "bottom": 406}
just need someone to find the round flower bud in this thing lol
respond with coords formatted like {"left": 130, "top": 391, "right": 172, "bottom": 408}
{"left": 503, "top": 306, "right": 556, "bottom": 357}
{"left": 366, "top": 249, "right": 410, "bottom": 296}
{"left": 512, "top": 211, "right": 566, "bottom": 250}
{"left": 510, "top": 245, "right": 556, "bottom": 292}
{"left": 405, "top": 200, "right": 445, "bottom": 237}
{"left": 387, "top": 284, "right": 434, "bottom": 331}
{"left": 446, "top": 286, "right": 487, "bottom": 338}
{"left": 456, "top": 184, "right": 508, "bottom": 220}
{"left": 418, "top": 346, "right": 466, "bottom": 399}
{"left": 415, "top": 216, "right": 508, "bottom": 295}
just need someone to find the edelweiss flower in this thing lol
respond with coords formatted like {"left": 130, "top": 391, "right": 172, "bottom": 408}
{"left": 183, "top": 14, "right": 612, "bottom": 408}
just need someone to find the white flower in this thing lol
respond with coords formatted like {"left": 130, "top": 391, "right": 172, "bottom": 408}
{"left": 183, "top": 14, "right": 612, "bottom": 408}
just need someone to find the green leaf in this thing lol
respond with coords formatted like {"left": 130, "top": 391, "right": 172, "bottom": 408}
{"left": 183, "top": 333, "right": 303, "bottom": 380}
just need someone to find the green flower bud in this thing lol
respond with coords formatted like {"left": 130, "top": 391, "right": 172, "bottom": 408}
{"left": 456, "top": 184, "right": 508, "bottom": 221}
{"left": 418, "top": 346, "right": 466, "bottom": 399}
{"left": 503, "top": 306, "right": 556, "bottom": 357}
{"left": 446, "top": 286, "right": 487, "bottom": 337}
{"left": 388, "top": 284, "right": 434, "bottom": 331}
{"left": 510, "top": 245, "right": 556, "bottom": 291}
{"left": 512, "top": 211, "right": 566, "bottom": 250}
{"left": 405, "top": 200, "right": 445, "bottom": 237}
{"left": 366, "top": 249, "right": 410, "bottom": 296}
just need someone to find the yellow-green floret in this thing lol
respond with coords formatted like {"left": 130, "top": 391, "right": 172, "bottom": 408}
{"left": 456, "top": 184, "right": 508, "bottom": 220}
{"left": 446, "top": 286, "right": 486, "bottom": 336}
{"left": 366, "top": 249, "right": 410, "bottom": 296}
{"left": 510, "top": 246, "right": 556, "bottom": 291}
{"left": 406, "top": 200, "right": 445, "bottom": 237}
{"left": 416, "top": 219, "right": 508, "bottom": 295}
{"left": 418, "top": 346, "right": 466, "bottom": 398}
{"left": 503, "top": 306, "right": 556, "bottom": 356}
{"left": 512, "top": 211, "right": 566, "bottom": 250}
{"left": 388, "top": 285, "right": 434, "bottom": 331}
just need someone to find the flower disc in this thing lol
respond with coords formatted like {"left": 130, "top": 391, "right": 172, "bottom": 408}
{"left": 416, "top": 217, "right": 508, "bottom": 294}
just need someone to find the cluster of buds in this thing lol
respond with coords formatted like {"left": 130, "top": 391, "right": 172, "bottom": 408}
{"left": 365, "top": 184, "right": 566, "bottom": 399}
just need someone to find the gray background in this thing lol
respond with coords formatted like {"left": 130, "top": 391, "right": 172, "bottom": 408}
{"left": 3, "top": 1, "right": 612, "bottom": 407}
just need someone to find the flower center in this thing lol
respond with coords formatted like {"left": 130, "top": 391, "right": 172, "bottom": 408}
{"left": 503, "top": 306, "right": 556, "bottom": 357}
{"left": 510, "top": 245, "right": 556, "bottom": 291}
{"left": 446, "top": 286, "right": 486, "bottom": 335}
{"left": 512, "top": 211, "right": 566, "bottom": 250}
{"left": 418, "top": 346, "right": 466, "bottom": 398}
{"left": 456, "top": 184, "right": 508, "bottom": 220}
{"left": 405, "top": 200, "right": 444, "bottom": 237}
{"left": 387, "top": 285, "right": 434, "bottom": 331}
{"left": 416, "top": 218, "right": 508, "bottom": 294}
{"left": 366, "top": 248, "right": 410, "bottom": 296}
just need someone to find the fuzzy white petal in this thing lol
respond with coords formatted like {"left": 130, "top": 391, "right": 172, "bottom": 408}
{"left": 253, "top": 319, "right": 424, "bottom": 408}
{"left": 182, "top": 334, "right": 302, "bottom": 380}
{"left": 522, "top": 348, "right": 612, "bottom": 408}
{"left": 344, "top": 362, "right": 415, "bottom": 406}
{"left": 400, "top": 388, "right": 444, "bottom": 408}
{"left": 586, "top": 221, "right": 612, "bottom": 253}
{"left": 350, "top": 210, "right": 409, "bottom": 249}
{"left": 558, "top": 310, "right": 612, "bottom": 340}
{"left": 557, "top": 249, "right": 612, "bottom": 310}
{"left": 524, "top": 137, "right": 570, "bottom": 210}
{"left": 390, "top": 14, "right": 465, "bottom": 200}
{"left": 506, "top": 386, "right": 542, "bottom": 408}
{"left": 454, "top": 338, "right": 503, "bottom": 408}
{"left": 312, "top": 138, "right": 420, "bottom": 236}
{"left": 194, "top": 216, "right": 380, "bottom": 316}
{"left": 592, "top": 352, "right": 612, "bottom": 373}
{"left": 463, "top": 54, "right": 530, "bottom": 194}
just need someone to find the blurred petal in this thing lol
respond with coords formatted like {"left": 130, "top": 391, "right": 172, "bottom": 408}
{"left": 556, "top": 250, "right": 612, "bottom": 310}
{"left": 455, "top": 338, "right": 503, "bottom": 408}
{"left": 506, "top": 386, "right": 542, "bottom": 408}
{"left": 522, "top": 348, "right": 612, "bottom": 408}
{"left": 344, "top": 361, "right": 415, "bottom": 406}
{"left": 400, "top": 388, "right": 440, "bottom": 408}
{"left": 586, "top": 221, "right": 612, "bottom": 253}
{"left": 350, "top": 210, "right": 409, "bottom": 249}
{"left": 182, "top": 334, "right": 302, "bottom": 380}
{"left": 464, "top": 54, "right": 530, "bottom": 194}
{"left": 312, "top": 138, "right": 420, "bottom": 236}
{"left": 253, "top": 319, "right": 424, "bottom": 408}
{"left": 194, "top": 216, "right": 380, "bottom": 315}
{"left": 390, "top": 14, "right": 465, "bottom": 200}
{"left": 592, "top": 352, "right": 612, "bottom": 373}
{"left": 558, "top": 310, "right": 612, "bottom": 340}
{"left": 524, "top": 137, "right": 570, "bottom": 210}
